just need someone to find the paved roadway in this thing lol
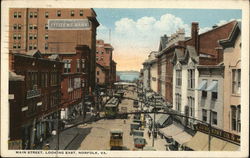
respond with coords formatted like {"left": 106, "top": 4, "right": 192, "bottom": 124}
{"left": 73, "top": 88, "right": 138, "bottom": 150}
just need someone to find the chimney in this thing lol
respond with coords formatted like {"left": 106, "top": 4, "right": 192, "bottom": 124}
{"left": 215, "top": 47, "right": 223, "bottom": 64}
{"left": 191, "top": 22, "right": 199, "bottom": 54}
{"left": 212, "top": 25, "right": 218, "bottom": 29}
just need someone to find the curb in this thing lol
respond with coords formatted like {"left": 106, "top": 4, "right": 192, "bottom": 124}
{"left": 64, "top": 133, "right": 80, "bottom": 150}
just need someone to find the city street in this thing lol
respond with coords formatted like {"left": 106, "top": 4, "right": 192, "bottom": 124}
{"left": 77, "top": 89, "right": 136, "bottom": 150}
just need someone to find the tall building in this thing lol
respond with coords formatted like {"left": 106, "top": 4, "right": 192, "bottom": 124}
{"left": 95, "top": 40, "right": 116, "bottom": 89}
{"left": 9, "top": 8, "right": 99, "bottom": 95}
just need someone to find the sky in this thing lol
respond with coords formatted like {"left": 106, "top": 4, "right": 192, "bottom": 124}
{"left": 94, "top": 9, "right": 242, "bottom": 71}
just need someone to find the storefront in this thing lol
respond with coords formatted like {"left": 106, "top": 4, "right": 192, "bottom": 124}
{"left": 182, "top": 123, "right": 240, "bottom": 151}
{"left": 183, "top": 131, "right": 240, "bottom": 151}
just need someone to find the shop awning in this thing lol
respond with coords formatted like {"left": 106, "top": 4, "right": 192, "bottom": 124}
{"left": 183, "top": 132, "right": 208, "bottom": 151}
{"left": 222, "top": 142, "right": 240, "bottom": 151}
{"left": 197, "top": 80, "right": 207, "bottom": 91}
{"left": 157, "top": 114, "right": 170, "bottom": 126}
{"left": 202, "top": 136, "right": 228, "bottom": 151}
{"left": 159, "top": 124, "right": 184, "bottom": 138}
{"left": 172, "top": 131, "right": 192, "bottom": 145}
{"left": 206, "top": 80, "right": 218, "bottom": 92}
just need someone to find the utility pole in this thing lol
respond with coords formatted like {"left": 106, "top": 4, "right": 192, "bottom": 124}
{"left": 152, "top": 96, "right": 156, "bottom": 147}
{"left": 57, "top": 108, "right": 60, "bottom": 150}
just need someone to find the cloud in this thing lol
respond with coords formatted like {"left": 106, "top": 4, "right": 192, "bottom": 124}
{"left": 96, "top": 14, "right": 241, "bottom": 71}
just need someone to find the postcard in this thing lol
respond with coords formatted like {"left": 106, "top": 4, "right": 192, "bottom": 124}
{"left": 1, "top": 0, "right": 249, "bottom": 157}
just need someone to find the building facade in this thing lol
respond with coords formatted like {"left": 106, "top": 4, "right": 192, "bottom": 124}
{"left": 219, "top": 22, "right": 241, "bottom": 135}
{"left": 156, "top": 29, "right": 185, "bottom": 105}
{"left": 9, "top": 8, "right": 99, "bottom": 98}
{"left": 9, "top": 50, "right": 63, "bottom": 149}
{"left": 172, "top": 21, "right": 238, "bottom": 128}
{"left": 95, "top": 40, "right": 116, "bottom": 89}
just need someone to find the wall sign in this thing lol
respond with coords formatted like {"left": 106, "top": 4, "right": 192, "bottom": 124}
{"left": 48, "top": 19, "right": 91, "bottom": 30}
{"left": 194, "top": 123, "right": 240, "bottom": 144}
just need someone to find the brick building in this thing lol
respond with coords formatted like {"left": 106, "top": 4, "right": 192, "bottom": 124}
{"left": 9, "top": 8, "right": 99, "bottom": 99}
{"left": 9, "top": 50, "right": 63, "bottom": 149}
{"left": 55, "top": 45, "right": 91, "bottom": 121}
{"left": 95, "top": 40, "right": 116, "bottom": 90}
{"left": 156, "top": 29, "right": 186, "bottom": 105}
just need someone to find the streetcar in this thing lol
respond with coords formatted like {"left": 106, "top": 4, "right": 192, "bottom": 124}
{"left": 104, "top": 97, "right": 119, "bottom": 118}
{"left": 110, "top": 129, "right": 123, "bottom": 150}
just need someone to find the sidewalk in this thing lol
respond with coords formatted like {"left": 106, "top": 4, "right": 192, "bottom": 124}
{"left": 39, "top": 114, "right": 92, "bottom": 150}
{"left": 143, "top": 125, "right": 167, "bottom": 151}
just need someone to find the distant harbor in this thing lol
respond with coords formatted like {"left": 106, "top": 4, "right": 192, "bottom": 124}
{"left": 117, "top": 71, "right": 139, "bottom": 82}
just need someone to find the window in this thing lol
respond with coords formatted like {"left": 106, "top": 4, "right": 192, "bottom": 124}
{"left": 101, "top": 52, "right": 104, "bottom": 55}
{"left": 212, "top": 92, "right": 217, "bottom": 100}
{"left": 14, "top": 12, "right": 17, "bottom": 18}
{"left": 29, "top": 44, "right": 32, "bottom": 50}
{"left": 33, "top": 25, "right": 37, "bottom": 29}
{"left": 34, "top": 12, "right": 37, "bottom": 18}
{"left": 45, "top": 12, "right": 49, "bottom": 18}
{"left": 97, "top": 71, "right": 99, "bottom": 76}
{"left": 33, "top": 44, "right": 37, "bottom": 49}
{"left": 64, "top": 60, "right": 71, "bottom": 73}
{"left": 97, "top": 78, "right": 99, "bottom": 83}
{"left": 176, "top": 70, "right": 182, "bottom": 86}
{"left": 45, "top": 34, "right": 48, "bottom": 40}
{"left": 18, "top": 24, "right": 21, "bottom": 30}
{"left": 29, "top": 24, "right": 33, "bottom": 30}
{"left": 231, "top": 105, "right": 241, "bottom": 132}
{"left": 57, "top": 10, "right": 61, "bottom": 17}
{"left": 18, "top": 43, "right": 21, "bottom": 49}
{"left": 76, "top": 60, "right": 80, "bottom": 72}
{"left": 237, "top": 106, "right": 241, "bottom": 132}
{"left": 50, "top": 93, "right": 58, "bottom": 107}
{"left": 202, "top": 91, "right": 207, "bottom": 97}
{"left": 18, "top": 12, "right": 21, "bottom": 18}
{"left": 96, "top": 57, "right": 99, "bottom": 61}
{"left": 175, "top": 94, "right": 181, "bottom": 112}
{"left": 13, "top": 24, "right": 17, "bottom": 30}
{"left": 96, "top": 52, "right": 98, "bottom": 54}
{"left": 231, "top": 106, "right": 237, "bottom": 131}
{"left": 13, "top": 34, "right": 17, "bottom": 40}
{"left": 188, "top": 97, "right": 195, "bottom": 117}
{"left": 211, "top": 111, "right": 217, "bottom": 125}
{"left": 81, "top": 59, "right": 85, "bottom": 70}
{"left": 50, "top": 72, "right": 58, "bottom": 86}
{"left": 13, "top": 43, "right": 17, "bottom": 49}
{"left": 34, "top": 34, "right": 37, "bottom": 40}
{"left": 30, "top": 72, "right": 38, "bottom": 88}
{"left": 29, "top": 34, "right": 33, "bottom": 40}
{"left": 18, "top": 34, "right": 21, "bottom": 40}
{"left": 202, "top": 109, "right": 207, "bottom": 122}
{"left": 45, "top": 43, "right": 48, "bottom": 50}
{"left": 232, "top": 69, "right": 241, "bottom": 94}
{"left": 188, "top": 69, "right": 195, "bottom": 89}
{"left": 79, "top": 10, "right": 83, "bottom": 16}
{"left": 29, "top": 12, "right": 33, "bottom": 18}
{"left": 45, "top": 24, "right": 48, "bottom": 30}
{"left": 71, "top": 10, "right": 74, "bottom": 16}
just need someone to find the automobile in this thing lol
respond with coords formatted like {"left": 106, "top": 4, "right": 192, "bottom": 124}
{"left": 133, "top": 136, "right": 147, "bottom": 148}
{"left": 110, "top": 129, "right": 123, "bottom": 150}
{"left": 133, "top": 100, "right": 139, "bottom": 108}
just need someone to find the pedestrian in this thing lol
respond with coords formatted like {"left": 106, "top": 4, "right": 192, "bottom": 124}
{"left": 44, "top": 141, "right": 50, "bottom": 150}
{"left": 148, "top": 131, "right": 151, "bottom": 138}
{"left": 123, "top": 119, "right": 126, "bottom": 124}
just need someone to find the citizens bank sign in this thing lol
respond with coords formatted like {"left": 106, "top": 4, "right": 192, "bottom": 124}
{"left": 48, "top": 19, "right": 91, "bottom": 30}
